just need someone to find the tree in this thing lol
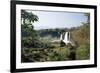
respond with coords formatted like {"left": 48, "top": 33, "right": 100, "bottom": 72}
{"left": 21, "top": 10, "right": 39, "bottom": 25}
{"left": 21, "top": 10, "right": 39, "bottom": 48}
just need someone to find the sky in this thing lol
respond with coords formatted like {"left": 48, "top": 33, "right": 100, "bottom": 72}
{"left": 29, "top": 10, "right": 87, "bottom": 30}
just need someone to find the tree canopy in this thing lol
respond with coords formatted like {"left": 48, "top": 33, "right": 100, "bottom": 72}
{"left": 21, "top": 10, "right": 39, "bottom": 25}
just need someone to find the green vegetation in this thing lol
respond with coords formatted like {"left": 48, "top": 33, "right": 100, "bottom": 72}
{"left": 76, "top": 44, "right": 90, "bottom": 60}
{"left": 21, "top": 10, "right": 90, "bottom": 62}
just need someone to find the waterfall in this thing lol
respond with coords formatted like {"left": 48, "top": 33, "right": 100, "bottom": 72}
{"left": 68, "top": 32, "right": 70, "bottom": 41}
{"left": 64, "top": 32, "right": 68, "bottom": 41}
{"left": 60, "top": 32, "right": 77, "bottom": 47}
{"left": 60, "top": 32, "right": 71, "bottom": 45}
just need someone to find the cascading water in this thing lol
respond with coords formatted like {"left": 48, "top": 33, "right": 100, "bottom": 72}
{"left": 60, "top": 32, "right": 71, "bottom": 45}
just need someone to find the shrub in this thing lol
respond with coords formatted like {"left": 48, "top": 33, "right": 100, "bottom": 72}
{"left": 76, "top": 44, "right": 90, "bottom": 60}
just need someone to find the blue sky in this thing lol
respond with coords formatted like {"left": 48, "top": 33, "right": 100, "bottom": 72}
{"left": 30, "top": 10, "right": 87, "bottom": 30}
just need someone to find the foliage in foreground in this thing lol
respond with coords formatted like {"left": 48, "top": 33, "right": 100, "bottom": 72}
{"left": 21, "top": 43, "right": 90, "bottom": 62}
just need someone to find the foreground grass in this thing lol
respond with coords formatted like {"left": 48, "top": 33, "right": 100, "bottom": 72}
{"left": 21, "top": 44, "right": 90, "bottom": 63}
